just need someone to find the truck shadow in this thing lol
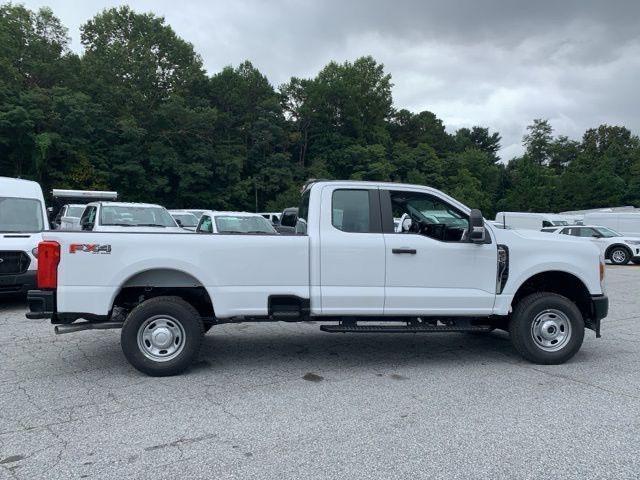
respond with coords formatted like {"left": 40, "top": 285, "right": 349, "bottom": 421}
{"left": 196, "top": 325, "right": 519, "bottom": 373}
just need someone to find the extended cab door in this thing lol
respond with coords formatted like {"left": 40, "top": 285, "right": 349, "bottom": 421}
{"left": 319, "top": 186, "right": 386, "bottom": 314}
{"left": 381, "top": 188, "right": 497, "bottom": 315}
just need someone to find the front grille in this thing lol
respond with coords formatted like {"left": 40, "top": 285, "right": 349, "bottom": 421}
{"left": 0, "top": 251, "right": 31, "bottom": 275}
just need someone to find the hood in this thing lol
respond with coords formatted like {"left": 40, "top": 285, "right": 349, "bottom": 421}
{"left": 620, "top": 236, "right": 640, "bottom": 243}
{"left": 491, "top": 227, "right": 587, "bottom": 245}
{"left": 1, "top": 232, "right": 43, "bottom": 249}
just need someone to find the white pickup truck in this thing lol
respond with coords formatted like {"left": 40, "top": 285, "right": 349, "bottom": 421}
{"left": 27, "top": 180, "right": 609, "bottom": 376}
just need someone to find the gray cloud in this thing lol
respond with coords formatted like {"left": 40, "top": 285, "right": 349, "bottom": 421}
{"left": 20, "top": 0, "right": 640, "bottom": 159}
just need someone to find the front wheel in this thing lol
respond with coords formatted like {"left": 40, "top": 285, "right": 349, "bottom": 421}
{"left": 121, "top": 296, "right": 204, "bottom": 376}
{"left": 509, "top": 293, "right": 584, "bottom": 364}
{"left": 609, "top": 247, "right": 630, "bottom": 265}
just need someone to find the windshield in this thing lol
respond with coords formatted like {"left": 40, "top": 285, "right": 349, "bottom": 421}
{"left": 0, "top": 197, "right": 44, "bottom": 232}
{"left": 594, "top": 227, "right": 621, "bottom": 238}
{"left": 100, "top": 206, "right": 177, "bottom": 227}
{"left": 214, "top": 215, "right": 276, "bottom": 234}
{"left": 414, "top": 208, "right": 468, "bottom": 228}
{"left": 171, "top": 213, "right": 198, "bottom": 227}
{"left": 66, "top": 206, "right": 85, "bottom": 217}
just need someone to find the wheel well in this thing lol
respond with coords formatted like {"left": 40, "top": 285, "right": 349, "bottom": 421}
{"left": 512, "top": 271, "right": 592, "bottom": 320}
{"left": 605, "top": 244, "right": 631, "bottom": 259}
{"left": 113, "top": 269, "right": 214, "bottom": 319}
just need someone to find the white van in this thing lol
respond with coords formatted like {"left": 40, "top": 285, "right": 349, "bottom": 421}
{"left": 583, "top": 212, "right": 640, "bottom": 237}
{"left": 494, "top": 212, "right": 570, "bottom": 230}
{"left": 0, "top": 177, "right": 48, "bottom": 295}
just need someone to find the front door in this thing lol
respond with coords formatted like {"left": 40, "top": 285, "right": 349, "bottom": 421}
{"left": 381, "top": 188, "right": 497, "bottom": 316}
{"left": 319, "top": 186, "right": 386, "bottom": 314}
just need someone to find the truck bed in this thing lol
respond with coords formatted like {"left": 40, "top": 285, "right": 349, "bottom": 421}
{"left": 42, "top": 232, "right": 310, "bottom": 318}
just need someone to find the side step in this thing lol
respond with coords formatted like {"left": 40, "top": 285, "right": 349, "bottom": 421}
{"left": 319, "top": 324, "right": 493, "bottom": 334}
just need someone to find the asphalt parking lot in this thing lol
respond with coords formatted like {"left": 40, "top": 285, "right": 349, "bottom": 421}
{"left": 1, "top": 266, "right": 639, "bottom": 480}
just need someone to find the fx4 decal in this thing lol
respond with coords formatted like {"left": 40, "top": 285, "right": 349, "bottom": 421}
{"left": 69, "top": 243, "right": 112, "bottom": 254}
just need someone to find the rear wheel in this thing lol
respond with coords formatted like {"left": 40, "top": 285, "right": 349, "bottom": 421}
{"left": 121, "top": 296, "right": 204, "bottom": 376}
{"left": 609, "top": 246, "right": 630, "bottom": 265}
{"left": 509, "top": 292, "right": 584, "bottom": 364}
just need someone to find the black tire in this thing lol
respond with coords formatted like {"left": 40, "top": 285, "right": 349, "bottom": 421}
{"left": 121, "top": 296, "right": 204, "bottom": 376}
{"left": 608, "top": 246, "right": 631, "bottom": 265}
{"left": 509, "top": 292, "right": 584, "bottom": 365}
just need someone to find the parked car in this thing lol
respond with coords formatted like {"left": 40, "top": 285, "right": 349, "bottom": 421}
{"left": 583, "top": 211, "right": 640, "bottom": 237}
{"left": 78, "top": 202, "right": 188, "bottom": 233}
{"left": 50, "top": 189, "right": 118, "bottom": 230}
{"left": 495, "top": 212, "right": 571, "bottom": 230}
{"left": 169, "top": 211, "right": 199, "bottom": 231}
{"left": 541, "top": 225, "right": 640, "bottom": 265}
{"left": 54, "top": 204, "right": 85, "bottom": 230}
{"left": 258, "top": 212, "right": 281, "bottom": 225}
{"left": 0, "top": 176, "right": 48, "bottom": 295}
{"left": 275, "top": 207, "right": 298, "bottom": 234}
{"left": 195, "top": 211, "right": 277, "bottom": 234}
{"left": 28, "top": 180, "right": 608, "bottom": 376}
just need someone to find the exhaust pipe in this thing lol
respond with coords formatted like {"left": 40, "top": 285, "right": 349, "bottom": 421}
{"left": 54, "top": 321, "right": 123, "bottom": 335}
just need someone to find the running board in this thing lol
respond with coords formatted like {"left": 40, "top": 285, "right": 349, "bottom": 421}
{"left": 319, "top": 324, "right": 493, "bottom": 334}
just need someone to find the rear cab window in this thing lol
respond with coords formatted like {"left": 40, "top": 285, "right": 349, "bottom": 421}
{"left": 330, "top": 189, "right": 380, "bottom": 233}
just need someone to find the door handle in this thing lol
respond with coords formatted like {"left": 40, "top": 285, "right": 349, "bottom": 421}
{"left": 392, "top": 248, "right": 417, "bottom": 254}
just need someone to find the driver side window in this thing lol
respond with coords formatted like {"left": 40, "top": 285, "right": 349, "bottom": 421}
{"left": 386, "top": 190, "right": 469, "bottom": 242}
{"left": 197, "top": 215, "right": 213, "bottom": 233}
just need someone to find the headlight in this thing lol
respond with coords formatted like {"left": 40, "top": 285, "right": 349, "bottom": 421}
{"left": 625, "top": 240, "right": 640, "bottom": 245}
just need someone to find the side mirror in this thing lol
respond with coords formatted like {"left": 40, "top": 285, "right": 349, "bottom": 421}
{"left": 469, "top": 209, "right": 486, "bottom": 243}
{"left": 592, "top": 233, "right": 603, "bottom": 238}
{"left": 175, "top": 219, "right": 183, "bottom": 227}
{"left": 81, "top": 220, "right": 94, "bottom": 231}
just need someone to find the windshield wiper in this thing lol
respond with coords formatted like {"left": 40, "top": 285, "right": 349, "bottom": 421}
{"left": 132, "top": 224, "right": 167, "bottom": 227}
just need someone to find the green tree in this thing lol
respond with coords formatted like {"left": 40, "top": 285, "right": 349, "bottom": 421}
{"left": 523, "top": 119, "right": 553, "bottom": 165}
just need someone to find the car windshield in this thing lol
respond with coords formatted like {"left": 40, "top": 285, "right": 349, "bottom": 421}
{"left": 171, "top": 213, "right": 198, "bottom": 227}
{"left": 100, "top": 206, "right": 176, "bottom": 227}
{"left": 0, "top": 197, "right": 44, "bottom": 232}
{"left": 594, "top": 227, "right": 621, "bottom": 238}
{"left": 214, "top": 215, "right": 276, "bottom": 233}
{"left": 66, "top": 206, "right": 85, "bottom": 217}
{"left": 415, "top": 208, "right": 468, "bottom": 228}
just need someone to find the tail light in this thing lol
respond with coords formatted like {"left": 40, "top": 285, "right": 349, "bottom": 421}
{"left": 37, "top": 241, "right": 60, "bottom": 289}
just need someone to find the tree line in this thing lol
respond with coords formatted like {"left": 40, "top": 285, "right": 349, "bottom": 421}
{"left": 1, "top": 4, "right": 639, "bottom": 215}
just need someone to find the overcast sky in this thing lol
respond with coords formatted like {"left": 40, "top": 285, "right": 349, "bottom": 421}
{"left": 19, "top": 0, "right": 640, "bottom": 160}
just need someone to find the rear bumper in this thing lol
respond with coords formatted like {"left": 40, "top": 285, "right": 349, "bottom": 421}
{"left": 0, "top": 270, "right": 36, "bottom": 295}
{"left": 589, "top": 294, "right": 608, "bottom": 338}
{"left": 26, "top": 289, "right": 55, "bottom": 319}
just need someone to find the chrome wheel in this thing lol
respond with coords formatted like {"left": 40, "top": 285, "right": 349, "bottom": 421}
{"left": 611, "top": 249, "right": 627, "bottom": 264}
{"left": 531, "top": 309, "right": 572, "bottom": 352}
{"left": 137, "top": 315, "right": 186, "bottom": 362}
